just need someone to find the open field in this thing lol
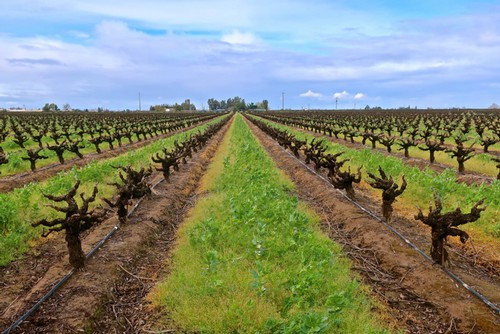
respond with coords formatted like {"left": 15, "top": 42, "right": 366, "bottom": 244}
{"left": 1, "top": 111, "right": 499, "bottom": 333}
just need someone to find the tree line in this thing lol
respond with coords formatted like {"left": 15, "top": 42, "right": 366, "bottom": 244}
{"left": 207, "top": 97, "right": 268, "bottom": 111}
{"left": 37, "top": 96, "right": 269, "bottom": 113}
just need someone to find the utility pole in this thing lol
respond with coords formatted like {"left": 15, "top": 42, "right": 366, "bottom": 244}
{"left": 138, "top": 92, "right": 142, "bottom": 112}
{"left": 282, "top": 92, "right": 285, "bottom": 110}
{"left": 335, "top": 97, "right": 338, "bottom": 110}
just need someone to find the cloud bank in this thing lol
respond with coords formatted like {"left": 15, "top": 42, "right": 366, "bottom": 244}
{"left": 0, "top": 1, "right": 499, "bottom": 109}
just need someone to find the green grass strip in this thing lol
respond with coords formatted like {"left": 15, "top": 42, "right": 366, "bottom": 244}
{"left": 151, "top": 114, "right": 389, "bottom": 334}
{"left": 0, "top": 116, "right": 228, "bottom": 266}
{"left": 249, "top": 115, "right": 500, "bottom": 240}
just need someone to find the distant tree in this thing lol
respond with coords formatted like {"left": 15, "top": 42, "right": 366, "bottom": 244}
{"left": 181, "top": 99, "right": 196, "bottom": 111}
{"left": 261, "top": 99, "right": 269, "bottom": 111}
{"left": 208, "top": 97, "right": 266, "bottom": 111}
{"left": 488, "top": 103, "right": 499, "bottom": 109}
{"left": 207, "top": 98, "right": 221, "bottom": 111}
{"left": 364, "top": 105, "right": 371, "bottom": 110}
{"left": 42, "top": 103, "right": 59, "bottom": 112}
{"left": 62, "top": 103, "right": 72, "bottom": 112}
{"left": 227, "top": 96, "right": 246, "bottom": 111}
{"left": 150, "top": 104, "right": 167, "bottom": 112}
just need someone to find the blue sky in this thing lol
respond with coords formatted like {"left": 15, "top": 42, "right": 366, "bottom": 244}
{"left": 0, "top": 0, "right": 499, "bottom": 110}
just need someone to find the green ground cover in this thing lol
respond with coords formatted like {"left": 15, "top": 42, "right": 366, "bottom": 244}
{"left": 346, "top": 134, "right": 498, "bottom": 177}
{"left": 151, "top": 114, "right": 389, "bottom": 333}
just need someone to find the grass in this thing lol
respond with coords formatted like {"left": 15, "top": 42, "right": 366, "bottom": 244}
{"left": 150, "top": 114, "right": 390, "bottom": 334}
{"left": 347, "top": 134, "right": 498, "bottom": 177}
{"left": 0, "top": 116, "right": 229, "bottom": 266}
{"left": 248, "top": 115, "right": 500, "bottom": 242}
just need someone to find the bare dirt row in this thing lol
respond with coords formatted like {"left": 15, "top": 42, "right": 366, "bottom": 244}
{"left": 0, "top": 117, "right": 232, "bottom": 333}
{"left": 244, "top": 115, "right": 499, "bottom": 334}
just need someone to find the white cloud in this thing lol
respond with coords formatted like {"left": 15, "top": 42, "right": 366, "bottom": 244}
{"left": 333, "top": 91, "right": 349, "bottom": 99}
{"left": 354, "top": 93, "right": 365, "bottom": 99}
{"left": 69, "top": 31, "right": 90, "bottom": 39}
{"left": 221, "top": 30, "right": 259, "bottom": 45}
{"left": 300, "top": 90, "right": 322, "bottom": 98}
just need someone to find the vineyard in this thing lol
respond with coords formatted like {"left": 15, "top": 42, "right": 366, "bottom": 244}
{"left": 0, "top": 110, "right": 499, "bottom": 333}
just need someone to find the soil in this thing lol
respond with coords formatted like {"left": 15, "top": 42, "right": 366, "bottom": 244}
{"left": 244, "top": 115, "right": 500, "bottom": 334}
{"left": 0, "top": 117, "right": 232, "bottom": 333}
{"left": 0, "top": 118, "right": 217, "bottom": 194}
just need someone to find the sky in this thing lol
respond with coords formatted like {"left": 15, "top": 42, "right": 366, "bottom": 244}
{"left": 0, "top": 0, "right": 499, "bottom": 110}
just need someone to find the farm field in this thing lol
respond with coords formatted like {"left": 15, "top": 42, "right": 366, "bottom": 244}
{"left": 0, "top": 111, "right": 499, "bottom": 333}
{"left": 0, "top": 112, "right": 219, "bottom": 186}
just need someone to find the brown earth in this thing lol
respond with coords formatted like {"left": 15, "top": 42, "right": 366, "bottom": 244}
{"left": 244, "top": 115, "right": 500, "bottom": 334}
{"left": 0, "top": 117, "right": 218, "bottom": 194}
{"left": 0, "top": 116, "right": 232, "bottom": 333}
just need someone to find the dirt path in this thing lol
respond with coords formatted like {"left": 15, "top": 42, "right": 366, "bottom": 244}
{"left": 264, "top": 118, "right": 497, "bottom": 185}
{"left": 0, "top": 117, "right": 219, "bottom": 194}
{"left": 244, "top": 115, "right": 500, "bottom": 334}
{"left": 0, "top": 116, "right": 232, "bottom": 333}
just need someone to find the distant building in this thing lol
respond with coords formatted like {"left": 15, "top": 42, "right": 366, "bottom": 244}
{"left": 6, "top": 108, "right": 42, "bottom": 112}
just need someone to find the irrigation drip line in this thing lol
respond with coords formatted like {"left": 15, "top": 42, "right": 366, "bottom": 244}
{"left": 257, "top": 121, "right": 500, "bottom": 315}
{"left": 1, "top": 268, "right": 75, "bottom": 334}
{"left": 1, "top": 175, "right": 166, "bottom": 334}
